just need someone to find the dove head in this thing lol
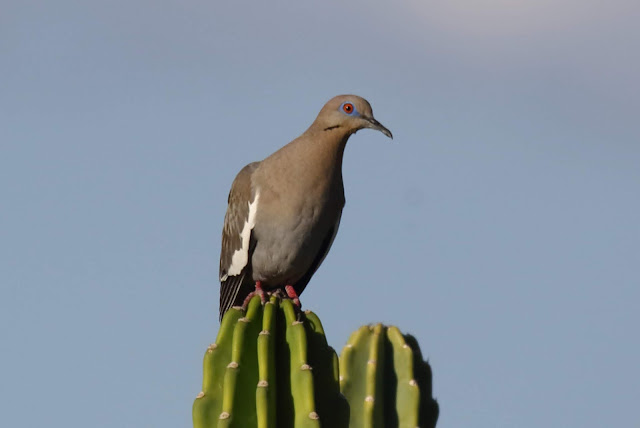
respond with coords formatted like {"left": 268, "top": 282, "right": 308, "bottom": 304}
{"left": 313, "top": 94, "right": 392, "bottom": 139}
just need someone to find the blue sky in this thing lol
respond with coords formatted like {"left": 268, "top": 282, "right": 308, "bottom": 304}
{"left": 1, "top": 1, "right": 639, "bottom": 426}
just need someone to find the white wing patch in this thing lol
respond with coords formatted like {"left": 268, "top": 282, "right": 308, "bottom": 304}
{"left": 223, "top": 192, "right": 260, "bottom": 280}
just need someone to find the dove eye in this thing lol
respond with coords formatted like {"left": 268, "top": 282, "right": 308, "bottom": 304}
{"left": 341, "top": 102, "right": 355, "bottom": 115}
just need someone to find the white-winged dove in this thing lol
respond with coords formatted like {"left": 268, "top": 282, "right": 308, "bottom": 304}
{"left": 219, "top": 95, "right": 392, "bottom": 320}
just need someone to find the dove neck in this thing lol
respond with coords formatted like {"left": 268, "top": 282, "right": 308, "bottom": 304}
{"left": 305, "top": 127, "right": 350, "bottom": 180}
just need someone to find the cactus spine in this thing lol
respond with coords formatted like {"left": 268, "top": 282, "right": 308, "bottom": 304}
{"left": 339, "top": 324, "right": 439, "bottom": 428}
{"left": 193, "top": 295, "right": 349, "bottom": 428}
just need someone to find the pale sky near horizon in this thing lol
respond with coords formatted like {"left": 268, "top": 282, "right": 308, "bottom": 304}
{"left": 2, "top": 1, "right": 639, "bottom": 427}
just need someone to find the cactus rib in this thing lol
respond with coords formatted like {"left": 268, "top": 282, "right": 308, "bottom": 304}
{"left": 340, "top": 323, "right": 439, "bottom": 428}
{"left": 193, "top": 295, "right": 348, "bottom": 428}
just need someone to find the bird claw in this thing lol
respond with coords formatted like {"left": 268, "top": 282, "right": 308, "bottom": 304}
{"left": 242, "top": 281, "right": 267, "bottom": 308}
{"left": 285, "top": 285, "right": 301, "bottom": 309}
{"left": 242, "top": 284, "right": 302, "bottom": 313}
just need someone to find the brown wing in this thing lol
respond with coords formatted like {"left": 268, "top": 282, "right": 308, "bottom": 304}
{"left": 219, "top": 162, "right": 259, "bottom": 320}
{"left": 293, "top": 211, "right": 342, "bottom": 297}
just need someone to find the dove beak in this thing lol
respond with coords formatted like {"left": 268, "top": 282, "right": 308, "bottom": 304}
{"left": 366, "top": 117, "right": 393, "bottom": 139}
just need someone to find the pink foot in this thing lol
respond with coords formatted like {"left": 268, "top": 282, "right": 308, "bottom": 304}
{"left": 285, "top": 285, "right": 301, "bottom": 308}
{"left": 242, "top": 281, "right": 267, "bottom": 307}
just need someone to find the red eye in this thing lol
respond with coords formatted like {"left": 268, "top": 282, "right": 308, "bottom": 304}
{"left": 342, "top": 103, "right": 354, "bottom": 114}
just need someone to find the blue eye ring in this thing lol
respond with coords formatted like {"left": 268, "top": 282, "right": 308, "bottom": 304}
{"left": 340, "top": 102, "right": 357, "bottom": 116}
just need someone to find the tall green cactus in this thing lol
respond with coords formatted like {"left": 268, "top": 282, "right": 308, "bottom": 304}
{"left": 193, "top": 295, "right": 349, "bottom": 428}
{"left": 339, "top": 324, "right": 439, "bottom": 428}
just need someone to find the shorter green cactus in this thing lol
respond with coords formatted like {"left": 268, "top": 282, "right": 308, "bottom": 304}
{"left": 193, "top": 295, "right": 349, "bottom": 428}
{"left": 339, "top": 324, "right": 439, "bottom": 428}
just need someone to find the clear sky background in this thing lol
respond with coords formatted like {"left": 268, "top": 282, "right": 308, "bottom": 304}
{"left": 2, "top": 1, "right": 639, "bottom": 427}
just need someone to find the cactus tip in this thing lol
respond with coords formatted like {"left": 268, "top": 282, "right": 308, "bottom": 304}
{"left": 409, "top": 379, "right": 418, "bottom": 386}
{"left": 367, "top": 359, "right": 376, "bottom": 365}
{"left": 219, "top": 412, "right": 230, "bottom": 420}
{"left": 365, "top": 395, "right": 374, "bottom": 403}
{"left": 301, "top": 363, "right": 312, "bottom": 371}
{"left": 196, "top": 391, "right": 205, "bottom": 399}
{"left": 227, "top": 361, "right": 239, "bottom": 369}
{"left": 239, "top": 317, "right": 250, "bottom": 323}
{"left": 259, "top": 330, "right": 270, "bottom": 336}
{"left": 257, "top": 380, "right": 269, "bottom": 387}
{"left": 292, "top": 320, "right": 303, "bottom": 326}
{"left": 309, "top": 411, "right": 319, "bottom": 420}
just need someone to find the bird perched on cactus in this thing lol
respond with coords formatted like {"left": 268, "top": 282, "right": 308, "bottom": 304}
{"left": 218, "top": 95, "right": 392, "bottom": 320}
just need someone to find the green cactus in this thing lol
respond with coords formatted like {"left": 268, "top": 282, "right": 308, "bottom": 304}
{"left": 193, "top": 295, "right": 349, "bottom": 428}
{"left": 339, "top": 324, "right": 439, "bottom": 428}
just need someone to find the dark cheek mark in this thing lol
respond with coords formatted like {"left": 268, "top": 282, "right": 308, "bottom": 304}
{"left": 324, "top": 125, "right": 341, "bottom": 131}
